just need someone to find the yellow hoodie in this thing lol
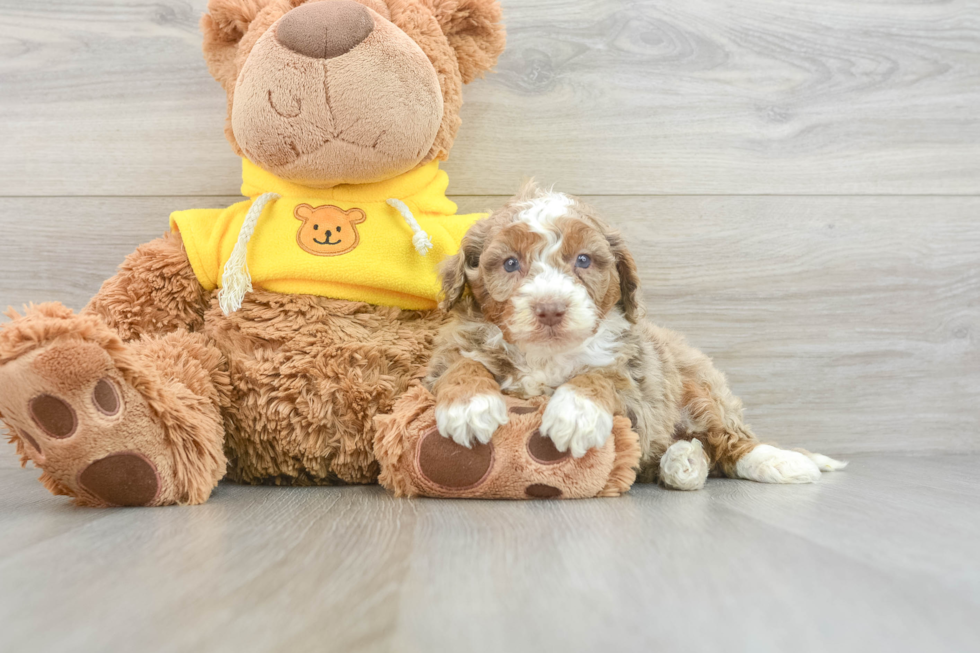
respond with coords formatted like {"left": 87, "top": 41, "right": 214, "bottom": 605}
{"left": 170, "top": 159, "right": 484, "bottom": 311}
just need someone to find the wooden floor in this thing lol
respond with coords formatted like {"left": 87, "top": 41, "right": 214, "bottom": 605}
{"left": 0, "top": 454, "right": 977, "bottom": 652}
{"left": 0, "top": 1, "right": 978, "bottom": 651}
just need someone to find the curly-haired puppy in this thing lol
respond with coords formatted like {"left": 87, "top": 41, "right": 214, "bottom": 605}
{"left": 424, "top": 184, "right": 846, "bottom": 490}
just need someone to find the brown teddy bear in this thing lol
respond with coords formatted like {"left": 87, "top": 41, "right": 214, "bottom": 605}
{"left": 0, "top": 0, "right": 510, "bottom": 506}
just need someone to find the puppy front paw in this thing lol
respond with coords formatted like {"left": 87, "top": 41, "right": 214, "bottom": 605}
{"left": 435, "top": 393, "right": 509, "bottom": 448}
{"left": 541, "top": 385, "right": 613, "bottom": 458}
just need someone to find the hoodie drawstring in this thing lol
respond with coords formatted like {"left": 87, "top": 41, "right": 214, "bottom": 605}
{"left": 387, "top": 198, "right": 433, "bottom": 256}
{"left": 218, "top": 192, "right": 280, "bottom": 315}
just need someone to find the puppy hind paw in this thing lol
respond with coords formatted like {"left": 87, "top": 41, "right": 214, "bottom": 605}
{"left": 735, "top": 444, "right": 822, "bottom": 484}
{"left": 435, "top": 393, "right": 509, "bottom": 448}
{"left": 659, "top": 439, "right": 708, "bottom": 491}
{"left": 797, "top": 449, "right": 848, "bottom": 472}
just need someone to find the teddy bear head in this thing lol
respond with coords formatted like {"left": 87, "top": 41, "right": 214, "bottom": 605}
{"left": 201, "top": 0, "right": 505, "bottom": 188}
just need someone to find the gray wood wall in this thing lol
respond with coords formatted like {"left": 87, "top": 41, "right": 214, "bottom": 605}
{"left": 1, "top": 0, "right": 977, "bottom": 459}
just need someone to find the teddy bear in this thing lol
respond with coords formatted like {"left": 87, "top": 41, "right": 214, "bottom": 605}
{"left": 0, "top": 0, "right": 511, "bottom": 507}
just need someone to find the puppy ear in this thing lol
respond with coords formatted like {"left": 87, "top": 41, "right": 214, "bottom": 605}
{"left": 430, "top": 0, "right": 506, "bottom": 84}
{"left": 347, "top": 208, "right": 367, "bottom": 225}
{"left": 605, "top": 229, "right": 644, "bottom": 323}
{"left": 439, "top": 217, "right": 491, "bottom": 311}
{"left": 439, "top": 250, "right": 469, "bottom": 312}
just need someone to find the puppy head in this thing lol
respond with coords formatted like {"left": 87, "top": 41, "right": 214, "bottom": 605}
{"left": 441, "top": 183, "right": 643, "bottom": 349}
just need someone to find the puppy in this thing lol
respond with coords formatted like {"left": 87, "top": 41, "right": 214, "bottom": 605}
{"left": 424, "top": 184, "right": 846, "bottom": 490}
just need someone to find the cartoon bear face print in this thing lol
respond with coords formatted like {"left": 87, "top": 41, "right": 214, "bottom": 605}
{"left": 294, "top": 204, "right": 367, "bottom": 256}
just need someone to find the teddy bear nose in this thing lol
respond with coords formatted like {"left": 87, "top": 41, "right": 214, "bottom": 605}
{"left": 276, "top": 0, "right": 375, "bottom": 59}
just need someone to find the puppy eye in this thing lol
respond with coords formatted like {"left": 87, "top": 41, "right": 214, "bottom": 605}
{"left": 503, "top": 257, "right": 520, "bottom": 273}
{"left": 336, "top": 226, "right": 342, "bottom": 232}
{"left": 575, "top": 254, "right": 592, "bottom": 269}
{"left": 313, "top": 224, "right": 319, "bottom": 230}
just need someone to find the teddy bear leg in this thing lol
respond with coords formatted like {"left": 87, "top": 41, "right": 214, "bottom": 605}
{"left": 0, "top": 304, "right": 228, "bottom": 506}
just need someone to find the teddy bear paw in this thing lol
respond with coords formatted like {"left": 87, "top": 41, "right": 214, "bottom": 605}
{"left": 0, "top": 334, "right": 174, "bottom": 507}
{"left": 0, "top": 306, "right": 224, "bottom": 507}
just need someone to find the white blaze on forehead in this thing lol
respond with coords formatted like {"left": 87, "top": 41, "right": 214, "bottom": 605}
{"left": 517, "top": 192, "right": 574, "bottom": 232}
{"left": 516, "top": 191, "right": 574, "bottom": 261}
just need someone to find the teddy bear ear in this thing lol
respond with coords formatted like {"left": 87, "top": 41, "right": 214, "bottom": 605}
{"left": 430, "top": 0, "right": 506, "bottom": 84}
{"left": 202, "top": 0, "right": 272, "bottom": 44}
{"left": 200, "top": 0, "right": 275, "bottom": 89}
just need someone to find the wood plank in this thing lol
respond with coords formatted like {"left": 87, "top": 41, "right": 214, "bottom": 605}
{"left": 1, "top": 1, "right": 979, "bottom": 196}
{"left": 0, "top": 454, "right": 977, "bottom": 652}
{"left": 0, "top": 0, "right": 235, "bottom": 197}
{"left": 0, "top": 196, "right": 236, "bottom": 310}
{"left": 1, "top": 194, "right": 977, "bottom": 455}
{"left": 448, "top": 0, "right": 980, "bottom": 195}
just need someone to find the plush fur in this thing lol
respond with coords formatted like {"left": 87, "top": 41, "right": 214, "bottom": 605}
{"left": 425, "top": 184, "right": 847, "bottom": 490}
{"left": 0, "top": 0, "right": 505, "bottom": 506}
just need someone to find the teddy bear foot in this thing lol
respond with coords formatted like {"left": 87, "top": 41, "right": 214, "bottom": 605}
{"left": 375, "top": 385, "right": 642, "bottom": 499}
{"left": 0, "top": 303, "right": 226, "bottom": 506}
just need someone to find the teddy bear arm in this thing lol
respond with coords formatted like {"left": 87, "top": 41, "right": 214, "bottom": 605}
{"left": 85, "top": 231, "right": 210, "bottom": 342}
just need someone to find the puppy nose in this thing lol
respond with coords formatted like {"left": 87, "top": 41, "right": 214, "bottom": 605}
{"left": 276, "top": 0, "right": 375, "bottom": 59}
{"left": 534, "top": 303, "right": 566, "bottom": 327}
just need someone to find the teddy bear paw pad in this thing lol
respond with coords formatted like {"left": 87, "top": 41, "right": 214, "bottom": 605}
{"left": 79, "top": 452, "right": 161, "bottom": 507}
{"left": 29, "top": 393, "right": 78, "bottom": 438}
{"left": 525, "top": 483, "right": 562, "bottom": 499}
{"left": 416, "top": 428, "right": 494, "bottom": 490}
{"left": 526, "top": 430, "right": 570, "bottom": 465}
